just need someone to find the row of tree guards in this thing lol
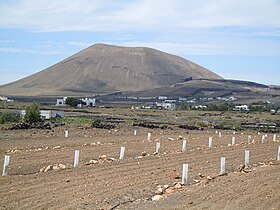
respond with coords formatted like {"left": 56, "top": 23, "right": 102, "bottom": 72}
{"left": 2, "top": 140, "right": 280, "bottom": 178}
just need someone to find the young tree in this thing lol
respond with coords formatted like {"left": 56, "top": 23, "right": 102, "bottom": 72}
{"left": 65, "top": 97, "right": 81, "bottom": 107}
{"left": 24, "top": 103, "right": 41, "bottom": 123}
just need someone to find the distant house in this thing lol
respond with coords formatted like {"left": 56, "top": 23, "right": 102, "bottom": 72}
{"left": 80, "top": 98, "right": 96, "bottom": 107}
{"left": 20, "top": 110, "right": 64, "bottom": 120}
{"left": 0, "top": 96, "right": 14, "bottom": 102}
{"left": 156, "top": 102, "right": 176, "bottom": 110}
{"left": 194, "top": 105, "right": 207, "bottom": 109}
{"left": 56, "top": 97, "right": 67, "bottom": 106}
{"left": 233, "top": 105, "right": 250, "bottom": 111}
{"left": 158, "top": 96, "right": 168, "bottom": 100}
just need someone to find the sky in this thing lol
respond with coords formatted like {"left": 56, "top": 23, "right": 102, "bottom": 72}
{"left": 0, "top": 0, "right": 280, "bottom": 86}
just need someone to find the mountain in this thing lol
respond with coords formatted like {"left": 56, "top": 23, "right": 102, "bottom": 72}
{"left": 0, "top": 44, "right": 222, "bottom": 96}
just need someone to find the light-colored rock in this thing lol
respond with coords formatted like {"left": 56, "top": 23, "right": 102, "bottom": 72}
{"left": 53, "top": 146, "right": 61, "bottom": 149}
{"left": 58, "top": 163, "right": 66, "bottom": 169}
{"left": 99, "top": 155, "right": 107, "bottom": 159}
{"left": 174, "top": 183, "right": 182, "bottom": 189}
{"left": 152, "top": 195, "right": 164, "bottom": 201}
{"left": 44, "top": 165, "right": 53, "bottom": 172}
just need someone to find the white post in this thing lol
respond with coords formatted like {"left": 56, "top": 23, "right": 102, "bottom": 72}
{"left": 261, "top": 135, "right": 265, "bottom": 143}
{"left": 65, "top": 130, "right": 69, "bottom": 138}
{"left": 119, "top": 146, "right": 125, "bottom": 160}
{"left": 2, "top": 155, "right": 10, "bottom": 176}
{"left": 156, "top": 142, "right": 160, "bottom": 154}
{"left": 147, "top": 132, "right": 151, "bottom": 141}
{"left": 219, "top": 132, "right": 222, "bottom": 138}
{"left": 277, "top": 146, "right": 280, "bottom": 161}
{"left": 232, "top": 136, "right": 236, "bottom": 145}
{"left": 245, "top": 150, "right": 250, "bottom": 167}
{"left": 208, "top": 137, "right": 213, "bottom": 148}
{"left": 73, "top": 150, "right": 79, "bottom": 168}
{"left": 220, "top": 157, "right": 226, "bottom": 175}
{"left": 182, "top": 139, "right": 187, "bottom": 152}
{"left": 248, "top": 135, "right": 251, "bottom": 144}
{"left": 233, "top": 131, "right": 236, "bottom": 135}
{"left": 134, "top": 130, "right": 137, "bottom": 136}
{"left": 273, "top": 134, "right": 276, "bottom": 142}
{"left": 181, "top": 163, "right": 189, "bottom": 185}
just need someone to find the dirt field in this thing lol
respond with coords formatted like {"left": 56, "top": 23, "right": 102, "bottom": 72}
{"left": 0, "top": 126, "right": 279, "bottom": 210}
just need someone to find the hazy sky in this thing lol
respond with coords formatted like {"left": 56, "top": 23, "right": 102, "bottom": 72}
{"left": 0, "top": 0, "right": 279, "bottom": 85}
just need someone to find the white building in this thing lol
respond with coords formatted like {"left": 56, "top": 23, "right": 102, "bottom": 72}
{"left": 20, "top": 110, "right": 64, "bottom": 120}
{"left": 56, "top": 97, "right": 67, "bottom": 106}
{"left": 80, "top": 98, "right": 96, "bottom": 107}
{"left": 233, "top": 105, "right": 250, "bottom": 111}
{"left": 158, "top": 96, "right": 168, "bottom": 100}
{"left": 156, "top": 102, "right": 176, "bottom": 110}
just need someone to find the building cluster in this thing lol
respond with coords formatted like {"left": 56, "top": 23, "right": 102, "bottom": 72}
{"left": 56, "top": 97, "right": 96, "bottom": 107}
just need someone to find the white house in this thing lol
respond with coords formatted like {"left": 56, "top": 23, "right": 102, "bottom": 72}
{"left": 158, "top": 96, "right": 168, "bottom": 100}
{"left": 20, "top": 110, "right": 64, "bottom": 120}
{"left": 156, "top": 102, "right": 176, "bottom": 110}
{"left": 56, "top": 97, "right": 67, "bottom": 106}
{"left": 80, "top": 98, "right": 96, "bottom": 107}
{"left": 233, "top": 105, "right": 250, "bottom": 111}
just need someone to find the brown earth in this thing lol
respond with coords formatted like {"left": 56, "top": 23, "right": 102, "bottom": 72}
{"left": 0, "top": 125, "right": 279, "bottom": 210}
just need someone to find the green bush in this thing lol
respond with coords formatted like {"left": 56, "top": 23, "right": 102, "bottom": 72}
{"left": 65, "top": 98, "right": 81, "bottom": 107}
{"left": 24, "top": 103, "right": 41, "bottom": 123}
{"left": 0, "top": 112, "right": 19, "bottom": 124}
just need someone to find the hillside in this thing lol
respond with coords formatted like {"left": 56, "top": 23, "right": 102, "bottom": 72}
{"left": 0, "top": 44, "right": 222, "bottom": 96}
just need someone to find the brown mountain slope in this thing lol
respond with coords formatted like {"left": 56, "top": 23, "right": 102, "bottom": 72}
{"left": 0, "top": 44, "right": 222, "bottom": 96}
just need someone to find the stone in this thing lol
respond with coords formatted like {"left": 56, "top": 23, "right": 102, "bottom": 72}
{"left": 44, "top": 165, "right": 53, "bottom": 172}
{"left": 53, "top": 146, "right": 61, "bottom": 149}
{"left": 174, "top": 183, "right": 182, "bottom": 189}
{"left": 141, "top": 151, "right": 147, "bottom": 156}
{"left": 151, "top": 195, "right": 164, "bottom": 201}
{"left": 58, "top": 163, "right": 66, "bottom": 169}
{"left": 99, "top": 155, "right": 107, "bottom": 159}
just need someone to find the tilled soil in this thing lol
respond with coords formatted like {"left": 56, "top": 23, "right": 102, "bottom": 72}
{"left": 0, "top": 127, "right": 279, "bottom": 210}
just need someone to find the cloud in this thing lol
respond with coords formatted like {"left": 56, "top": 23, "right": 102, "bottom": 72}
{"left": 0, "top": 0, "right": 279, "bottom": 32}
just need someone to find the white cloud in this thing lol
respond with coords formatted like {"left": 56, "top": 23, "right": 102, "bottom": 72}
{"left": 0, "top": 0, "right": 279, "bottom": 32}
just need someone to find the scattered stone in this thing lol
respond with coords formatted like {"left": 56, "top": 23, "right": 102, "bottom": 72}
{"left": 174, "top": 183, "right": 182, "bottom": 189}
{"left": 141, "top": 151, "right": 147, "bottom": 157}
{"left": 53, "top": 146, "right": 61, "bottom": 149}
{"left": 151, "top": 195, "right": 164, "bottom": 201}
{"left": 44, "top": 165, "right": 53, "bottom": 172}
{"left": 99, "top": 155, "right": 107, "bottom": 159}
{"left": 86, "top": 159, "right": 99, "bottom": 165}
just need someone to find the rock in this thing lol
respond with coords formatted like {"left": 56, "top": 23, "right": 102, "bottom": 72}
{"left": 168, "top": 137, "right": 174, "bottom": 141}
{"left": 58, "top": 163, "right": 66, "bottom": 169}
{"left": 151, "top": 195, "right": 164, "bottom": 201}
{"left": 99, "top": 155, "right": 107, "bottom": 159}
{"left": 53, "top": 146, "right": 61, "bottom": 149}
{"left": 86, "top": 159, "right": 99, "bottom": 165}
{"left": 53, "top": 165, "right": 60, "bottom": 170}
{"left": 44, "top": 165, "right": 53, "bottom": 172}
{"left": 178, "top": 136, "right": 183, "bottom": 140}
{"left": 174, "top": 183, "right": 182, "bottom": 189}
{"left": 207, "top": 176, "right": 213, "bottom": 180}
{"left": 141, "top": 151, "right": 147, "bottom": 157}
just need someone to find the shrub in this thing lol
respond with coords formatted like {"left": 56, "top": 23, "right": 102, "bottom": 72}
{"left": 24, "top": 103, "right": 41, "bottom": 123}
{"left": 65, "top": 98, "right": 81, "bottom": 107}
{"left": 0, "top": 112, "right": 19, "bottom": 124}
